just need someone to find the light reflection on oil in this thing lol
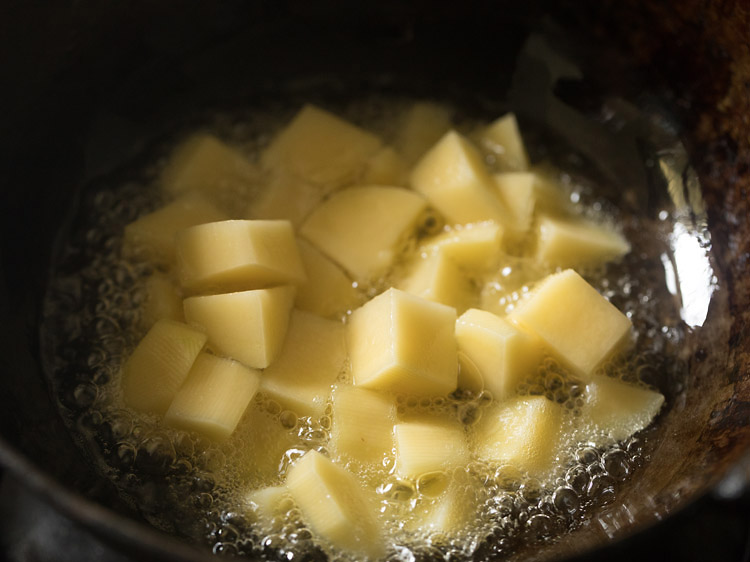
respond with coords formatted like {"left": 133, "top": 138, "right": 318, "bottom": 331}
{"left": 658, "top": 149, "right": 715, "bottom": 328}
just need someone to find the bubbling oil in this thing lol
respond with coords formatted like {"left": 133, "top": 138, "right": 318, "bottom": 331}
{"left": 41, "top": 97, "right": 688, "bottom": 561}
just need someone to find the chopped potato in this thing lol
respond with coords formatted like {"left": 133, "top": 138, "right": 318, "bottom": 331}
{"left": 262, "top": 105, "right": 382, "bottom": 187}
{"left": 421, "top": 222, "right": 504, "bottom": 272}
{"left": 456, "top": 308, "right": 542, "bottom": 401}
{"left": 183, "top": 285, "right": 295, "bottom": 369}
{"left": 348, "top": 288, "right": 458, "bottom": 396}
{"left": 398, "top": 250, "right": 474, "bottom": 313}
{"left": 408, "top": 484, "right": 475, "bottom": 541}
{"left": 245, "top": 486, "right": 289, "bottom": 524}
{"left": 121, "top": 319, "right": 207, "bottom": 414}
{"left": 286, "top": 450, "right": 384, "bottom": 559}
{"left": 395, "top": 419, "right": 469, "bottom": 479}
{"left": 535, "top": 214, "right": 631, "bottom": 267}
{"left": 300, "top": 186, "right": 427, "bottom": 281}
{"left": 175, "top": 219, "right": 305, "bottom": 294}
{"left": 479, "top": 113, "right": 529, "bottom": 172}
{"left": 165, "top": 351, "right": 261, "bottom": 441}
{"left": 473, "top": 395, "right": 563, "bottom": 477}
{"left": 331, "top": 385, "right": 397, "bottom": 465}
{"left": 509, "top": 269, "right": 632, "bottom": 378}
{"left": 410, "top": 131, "right": 512, "bottom": 226}
{"left": 493, "top": 172, "right": 537, "bottom": 233}
{"left": 583, "top": 375, "right": 664, "bottom": 442}
{"left": 260, "top": 310, "right": 347, "bottom": 417}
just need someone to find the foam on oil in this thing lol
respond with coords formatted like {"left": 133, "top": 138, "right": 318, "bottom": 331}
{"left": 41, "top": 97, "right": 687, "bottom": 561}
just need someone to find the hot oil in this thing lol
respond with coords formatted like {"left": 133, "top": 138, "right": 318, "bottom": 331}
{"left": 40, "top": 97, "right": 688, "bottom": 561}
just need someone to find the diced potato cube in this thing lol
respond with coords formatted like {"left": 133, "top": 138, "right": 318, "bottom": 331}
{"left": 260, "top": 310, "right": 347, "bottom": 417}
{"left": 183, "top": 285, "right": 295, "bottom": 369}
{"left": 300, "top": 186, "right": 427, "bottom": 281}
{"left": 508, "top": 269, "right": 632, "bottom": 378}
{"left": 121, "top": 319, "right": 206, "bottom": 414}
{"left": 139, "top": 273, "right": 184, "bottom": 329}
{"left": 246, "top": 486, "right": 289, "bottom": 524}
{"left": 286, "top": 450, "right": 384, "bottom": 559}
{"left": 175, "top": 219, "right": 305, "bottom": 294}
{"left": 479, "top": 113, "right": 529, "bottom": 171}
{"left": 398, "top": 251, "right": 474, "bottom": 313}
{"left": 160, "top": 134, "right": 258, "bottom": 197}
{"left": 330, "top": 385, "right": 397, "bottom": 464}
{"left": 361, "top": 146, "right": 408, "bottom": 186}
{"left": 233, "top": 403, "right": 298, "bottom": 482}
{"left": 348, "top": 288, "right": 458, "bottom": 396}
{"left": 395, "top": 419, "right": 469, "bottom": 479}
{"left": 395, "top": 102, "right": 453, "bottom": 166}
{"left": 583, "top": 376, "right": 664, "bottom": 442}
{"left": 410, "top": 131, "right": 511, "bottom": 226}
{"left": 409, "top": 485, "right": 475, "bottom": 540}
{"left": 164, "top": 352, "right": 261, "bottom": 441}
{"left": 535, "top": 214, "right": 631, "bottom": 267}
{"left": 123, "top": 193, "right": 226, "bottom": 265}
{"left": 493, "top": 172, "right": 536, "bottom": 233}
{"left": 245, "top": 171, "right": 322, "bottom": 227}
{"left": 262, "top": 105, "right": 382, "bottom": 187}
{"left": 473, "top": 396, "right": 563, "bottom": 476}
{"left": 455, "top": 309, "right": 542, "bottom": 401}
{"left": 421, "top": 222, "right": 503, "bottom": 271}
{"left": 294, "top": 238, "right": 362, "bottom": 318}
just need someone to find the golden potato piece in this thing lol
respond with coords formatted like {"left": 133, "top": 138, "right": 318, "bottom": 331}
{"left": 183, "top": 285, "right": 295, "bottom": 369}
{"left": 398, "top": 251, "right": 474, "bottom": 313}
{"left": 395, "top": 419, "right": 469, "bottom": 479}
{"left": 473, "top": 395, "right": 563, "bottom": 477}
{"left": 479, "top": 113, "right": 529, "bottom": 171}
{"left": 535, "top": 214, "right": 631, "bottom": 268}
{"left": 262, "top": 105, "right": 382, "bottom": 187}
{"left": 330, "top": 385, "right": 397, "bottom": 465}
{"left": 455, "top": 308, "right": 542, "bottom": 401}
{"left": 348, "top": 288, "right": 458, "bottom": 396}
{"left": 300, "top": 186, "right": 427, "bottom": 281}
{"left": 175, "top": 219, "right": 305, "bottom": 294}
{"left": 410, "top": 131, "right": 511, "bottom": 226}
{"left": 421, "top": 221, "right": 504, "bottom": 272}
{"left": 509, "top": 269, "right": 632, "bottom": 378}
{"left": 493, "top": 172, "right": 536, "bottom": 233}
{"left": 260, "top": 310, "right": 347, "bottom": 417}
{"left": 583, "top": 375, "right": 664, "bottom": 442}
{"left": 121, "top": 319, "right": 206, "bottom": 414}
{"left": 286, "top": 450, "right": 384, "bottom": 559}
{"left": 408, "top": 483, "right": 475, "bottom": 541}
{"left": 165, "top": 352, "right": 261, "bottom": 441}
{"left": 245, "top": 486, "right": 289, "bottom": 524}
